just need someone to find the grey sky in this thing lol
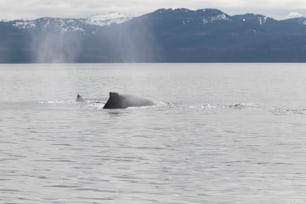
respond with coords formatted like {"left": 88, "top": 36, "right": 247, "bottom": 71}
{"left": 1, "top": 0, "right": 306, "bottom": 20}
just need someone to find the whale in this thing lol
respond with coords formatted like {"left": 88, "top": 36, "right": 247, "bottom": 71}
{"left": 103, "top": 92, "right": 155, "bottom": 109}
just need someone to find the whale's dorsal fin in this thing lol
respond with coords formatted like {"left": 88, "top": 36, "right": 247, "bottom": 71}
{"left": 109, "top": 92, "right": 119, "bottom": 97}
{"left": 104, "top": 92, "right": 154, "bottom": 109}
{"left": 76, "top": 93, "right": 85, "bottom": 102}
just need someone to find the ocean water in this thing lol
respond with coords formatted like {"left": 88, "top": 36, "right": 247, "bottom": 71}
{"left": 1, "top": 63, "right": 306, "bottom": 203}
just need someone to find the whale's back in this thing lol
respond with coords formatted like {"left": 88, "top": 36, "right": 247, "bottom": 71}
{"left": 103, "top": 92, "right": 154, "bottom": 109}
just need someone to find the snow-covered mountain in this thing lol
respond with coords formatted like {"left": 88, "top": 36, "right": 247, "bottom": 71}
{"left": 2, "top": 8, "right": 306, "bottom": 62}
{"left": 13, "top": 18, "right": 86, "bottom": 32}
{"left": 12, "top": 12, "right": 132, "bottom": 32}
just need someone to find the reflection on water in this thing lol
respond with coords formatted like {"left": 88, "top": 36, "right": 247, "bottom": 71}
{"left": 1, "top": 64, "right": 306, "bottom": 203}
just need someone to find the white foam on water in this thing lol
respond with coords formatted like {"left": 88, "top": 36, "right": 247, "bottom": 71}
{"left": 40, "top": 100, "right": 77, "bottom": 105}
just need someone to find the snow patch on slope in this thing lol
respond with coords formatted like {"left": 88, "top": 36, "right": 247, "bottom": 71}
{"left": 13, "top": 21, "right": 36, "bottom": 29}
{"left": 211, "top": 13, "right": 230, "bottom": 21}
{"left": 202, "top": 13, "right": 230, "bottom": 24}
{"left": 258, "top": 16, "right": 267, "bottom": 25}
{"left": 86, "top": 12, "right": 131, "bottom": 26}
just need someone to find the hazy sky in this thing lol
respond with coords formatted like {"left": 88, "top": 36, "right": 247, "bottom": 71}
{"left": 1, "top": 0, "right": 306, "bottom": 20}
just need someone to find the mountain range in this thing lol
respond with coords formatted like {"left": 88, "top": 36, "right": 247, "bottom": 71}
{"left": 1, "top": 8, "right": 306, "bottom": 63}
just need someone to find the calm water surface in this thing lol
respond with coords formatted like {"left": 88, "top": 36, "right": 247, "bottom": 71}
{"left": 1, "top": 63, "right": 306, "bottom": 203}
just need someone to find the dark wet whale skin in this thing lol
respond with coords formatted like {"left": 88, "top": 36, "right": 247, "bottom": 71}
{"left": 103, "top": 92, "right": 155, "bottom": 109}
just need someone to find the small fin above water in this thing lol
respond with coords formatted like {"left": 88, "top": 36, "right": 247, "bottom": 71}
{"left": 76, "top": 94, "right": 85, "bottom": 102}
